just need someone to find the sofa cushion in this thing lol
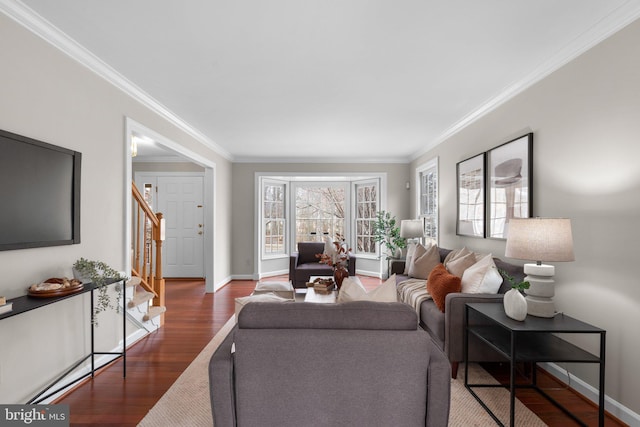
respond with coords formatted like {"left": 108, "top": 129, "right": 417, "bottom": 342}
{"left": 253, "top": 280, "right": 295, "bottom": 300}
{"left": 408, "top": 243, "right": 440, "bottom": 279}
{"left": 420, "top": 300, "right": 445, "bottom": 346}
{"left": 461, "top": 253, "right": 503, "bottom": 294}
{"left": 427, "top": 264, "right": 461, "bottom": 312}
{"left": 294, "top": 263, "right": 333, "bottom": 280}
{"left": 337, "top": 275, "right": 397, "bottom": 303}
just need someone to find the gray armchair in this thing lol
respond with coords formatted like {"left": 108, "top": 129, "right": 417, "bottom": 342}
{"left": 209, "top": 301, "right": 451, "bottom": 427}
{"left": 289, "top": 241, "right": 356, "bottom": 288}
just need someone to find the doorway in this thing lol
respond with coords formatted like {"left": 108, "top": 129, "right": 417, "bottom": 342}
{"left": 125, "top": 117, "right": 217, "bottom": 292}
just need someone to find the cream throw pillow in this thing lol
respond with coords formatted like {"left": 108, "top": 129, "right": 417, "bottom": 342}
{"left": 337, "top": 275, "right": 398, "bottom": 303}
{"left": 443, "top": 247, "right": 471, "bottom": 265}
{"left": 408, "top": 244, "right": 440, "bottom": 280}
{"left": 461, "top": 254, "right": 503, "bottom": 294}
{"left": 403, "top": 242, "right": 419, "bottom": 275}
{"left": 445, "top": 252, "right": 477, "bottom": 278}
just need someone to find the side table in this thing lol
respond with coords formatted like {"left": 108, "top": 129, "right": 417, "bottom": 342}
{"left": 464, "top": 302, "right": 605, "bottom": 427}
{"left": 386, "top": 257, "right": 405, "bottom": 278}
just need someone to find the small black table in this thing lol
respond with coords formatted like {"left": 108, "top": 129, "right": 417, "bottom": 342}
{"left": 464, "top": 303, "right": 605, "bottom": 427}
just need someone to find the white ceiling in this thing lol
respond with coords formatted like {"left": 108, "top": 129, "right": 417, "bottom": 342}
{"left": 6, "top": 0, "right": 640, "bottom": 162}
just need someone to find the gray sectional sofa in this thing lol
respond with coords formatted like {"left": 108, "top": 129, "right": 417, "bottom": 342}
{"left": 210, "top": 301, "right": 451, "bottom": 426}
{"left": 391, "top": 247, "right": 525, "bottom": 378}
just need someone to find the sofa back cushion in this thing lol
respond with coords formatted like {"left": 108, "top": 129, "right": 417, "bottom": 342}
{"left": 297, "top": 242, "right": 325, "bottom": 264}
{"left": 494, "top": 257, "right": 526, "bottom": 293}
{"left": 233, "top": 327, "right": 432, "bottom": 427}
{"left": 238, "top": 300, "right": 417, "bottom": 331}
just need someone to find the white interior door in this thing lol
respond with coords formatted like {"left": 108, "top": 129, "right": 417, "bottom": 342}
{"left": 157, "top": 176, "right": 205, "bottom": 277}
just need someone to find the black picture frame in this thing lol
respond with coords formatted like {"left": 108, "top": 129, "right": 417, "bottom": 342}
{"left": 456, "top": 153, "right": 485, "bottom": 238}
{"left": 486, "top": 133, "right": 533, "bottom": 239}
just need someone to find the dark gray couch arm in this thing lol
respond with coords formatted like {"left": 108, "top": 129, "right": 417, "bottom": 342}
{"left": 444, "top": 293, "right": 504, "bottom": 363}
{"left": 288, "top": 252, "right": 299, "bottom": 283}
{"left": 209, "top": 325, "right": 237, "bottom": 427}
{"left": 347, "top": 253, "right": 357, "bottom": 276}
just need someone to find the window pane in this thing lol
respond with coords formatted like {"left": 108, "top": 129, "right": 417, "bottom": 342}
{"left": 263, "top": 183, "right": 286, "bottom": 255}
{"left": 354, "top": 182, "right": 377, "bottom": 255}
{"left": 419, "top": 163, "right": 438, "bottom": 243}
{"left": 295, "top": 186, "right": 345, "bottom": 244}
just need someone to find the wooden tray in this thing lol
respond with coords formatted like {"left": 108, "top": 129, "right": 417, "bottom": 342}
{"left": 28, "top": 283, "right": 84, "bottom": 298}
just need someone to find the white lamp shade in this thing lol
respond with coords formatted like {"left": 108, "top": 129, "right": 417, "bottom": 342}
{"left": 505, "top": 218, "right": 575, "bottom": 262}
{"left": 400, "top": 219, "right": 424, "bottom": 239}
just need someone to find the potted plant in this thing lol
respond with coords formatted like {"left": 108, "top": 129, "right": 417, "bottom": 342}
{"left": 372, "top": 211, "right": 406, "bottom": 259}
{"left": 73, "top": 258, "right": 127, "bottom": 325}
{"left": 500, "top": 269, "right": 530, "bottom": 321}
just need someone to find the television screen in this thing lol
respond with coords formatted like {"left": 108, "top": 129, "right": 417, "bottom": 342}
{"left": 0, "top": 129, "right": 81, "bottom": 251}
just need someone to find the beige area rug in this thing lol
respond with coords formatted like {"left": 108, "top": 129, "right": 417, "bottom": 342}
{"left": 138, "top": 317, "right": 546, "bottom": 427}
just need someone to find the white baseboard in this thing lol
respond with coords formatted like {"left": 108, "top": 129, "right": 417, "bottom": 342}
{"left": 228, "top": 274, "right": 255, "bottom": 281}
{"left": 540, "top": 362, "right": 640, "bottom": 426}
{"left": 355, "top": 269, "right": 382, "bottom": 278}
{"left": 258, "top": 270, "right": 288, "bottom": 279}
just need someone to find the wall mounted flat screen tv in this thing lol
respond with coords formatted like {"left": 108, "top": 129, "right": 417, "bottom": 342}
{"left": 0, "top": 129, "right": 81, "bottom": 251}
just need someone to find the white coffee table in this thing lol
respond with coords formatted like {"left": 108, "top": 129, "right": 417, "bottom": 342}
{"left": 304, "top": 287, "right": 337, "bottom": 303}
{"left": 298, "top": 276, "right": 362, "bottom": 303}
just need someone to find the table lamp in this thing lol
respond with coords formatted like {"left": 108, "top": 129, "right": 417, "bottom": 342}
{"left": 400, "top": 219, "right": 424, "bottom": 245}
{"left": 504, "top": 217, "right": 575, "bottom": 317}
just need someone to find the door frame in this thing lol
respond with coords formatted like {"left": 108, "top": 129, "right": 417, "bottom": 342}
{"left": 125, "top": 117, "right": 217, "bottom": 292}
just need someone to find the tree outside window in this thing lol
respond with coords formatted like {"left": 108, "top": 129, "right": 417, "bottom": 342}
{"left": 295, "top": 186, "right": 345, "bottom": 244}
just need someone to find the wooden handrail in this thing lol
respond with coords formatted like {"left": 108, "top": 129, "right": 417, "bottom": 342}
{"left": 131, "top": 182, "right": 165, "bottom": 324}
{"left": 132, "top": 183, "right": 159, "bottom": 228}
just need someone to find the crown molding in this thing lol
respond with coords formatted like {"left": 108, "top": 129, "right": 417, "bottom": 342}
{"left": 233, "top": 155, "right": 412, "bottom": 164}
{"left": 411, "top": 2, "right": 640, "bottom": 161}
{"left": 0, "top": 0, "right": 234, "bottom": 162}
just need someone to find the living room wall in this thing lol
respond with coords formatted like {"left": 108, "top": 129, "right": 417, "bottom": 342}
{"left": 0, "top": 14, "right": 233, "bottom": 403}
{"left": 231, "top": 162, "right": 411, "bottom": 279}
{"left": 411, "top": 19, "right": 640, "bottom": 420}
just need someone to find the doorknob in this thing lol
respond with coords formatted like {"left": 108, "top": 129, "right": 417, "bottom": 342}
{"left": 198, "top": 231, "right": 203, "bottom": 235}
{"left": 198, "top": 224, "right": 203, "bottom": 228}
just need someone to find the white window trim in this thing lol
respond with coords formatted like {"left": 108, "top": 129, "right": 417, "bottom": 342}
{"left": 415, "top": 157, "right": 438, "bottom": 244}
{"left": 254, "top": 172, "right": 387, "bottom": 268}
{"left": 259, "top": 177, "right": 289, "bottom": 260}
{"left": 291, "top": 181, "right": 350, "bottom": 249}
{"left": 352, "top": 177, "right": 381, "bottom": 259}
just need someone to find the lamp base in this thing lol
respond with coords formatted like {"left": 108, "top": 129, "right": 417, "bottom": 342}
{"left": 523, "top": 263, "right": 556, "bottom": 318}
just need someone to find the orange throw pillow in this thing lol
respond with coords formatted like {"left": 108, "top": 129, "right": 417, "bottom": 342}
{"left": 427, "top": 263, "right": 462, "bottom": 312}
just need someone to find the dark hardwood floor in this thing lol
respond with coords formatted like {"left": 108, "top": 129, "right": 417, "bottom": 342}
{"left": 55, "top": 276, "right": 625, "bottom": 426}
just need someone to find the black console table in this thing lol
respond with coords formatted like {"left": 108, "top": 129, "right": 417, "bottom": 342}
{"left": 0, "top": 279, "right": 126, "bottom": 403}
{"left": 464, "top": 303, "right": 605, "bottom": 427}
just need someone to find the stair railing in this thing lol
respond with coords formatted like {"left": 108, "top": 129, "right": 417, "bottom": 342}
{"left": 131, "top": 182, "right": 166, "bottom": 323}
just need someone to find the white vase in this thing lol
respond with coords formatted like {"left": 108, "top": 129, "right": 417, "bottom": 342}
{"left": 504, "top": 289, "right": 527, "bottom": 321}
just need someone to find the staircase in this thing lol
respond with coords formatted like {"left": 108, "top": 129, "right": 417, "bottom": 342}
{"left": 130, "top": 182, "right": 166, "bottom": 330}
